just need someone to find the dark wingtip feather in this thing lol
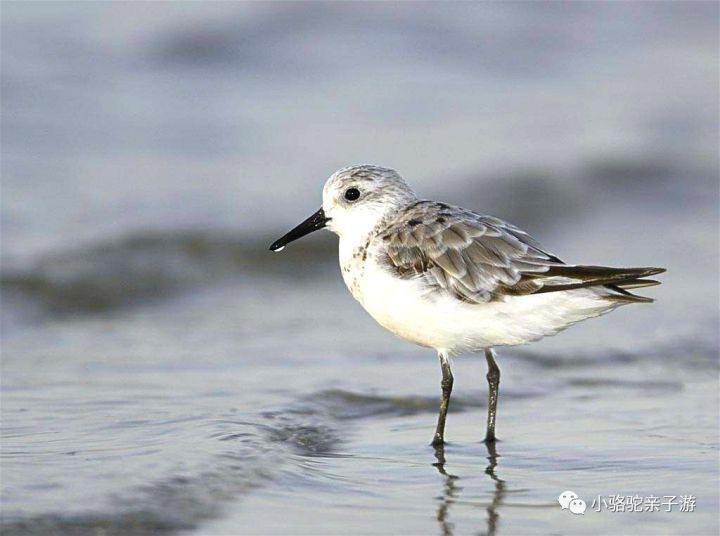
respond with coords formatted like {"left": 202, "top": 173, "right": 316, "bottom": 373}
{"left": 530, "top": 265, "right": 666, "bottom": 302}
{"left": 641, "top": 267, "right": 666, "bottom": 277}
{"left": 608, "top": 292, "right": 655, "bottom": 303}
{"left": 615, "top": 278, "right": 662, "bottom": 289}
{"left": 550, "top": 265, "right": 666, "bottom": 279}
{"left": 609, "top": 268, "right": 665, "bottom": 303}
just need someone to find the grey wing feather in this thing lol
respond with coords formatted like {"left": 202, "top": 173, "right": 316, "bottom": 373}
{"left": 377, "top": 201, "right": 665, "bottom": 303}
{"left": 378, "top": 202, "right": 561, "bottom": 303}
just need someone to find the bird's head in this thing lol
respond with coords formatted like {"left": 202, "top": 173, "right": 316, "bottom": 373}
{"left": 270, "top": 165, "right": 416, "bottom": 251}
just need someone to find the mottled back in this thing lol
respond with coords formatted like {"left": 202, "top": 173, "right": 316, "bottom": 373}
{"left": 375, "top": 201, "right": 564, "bottom": 303}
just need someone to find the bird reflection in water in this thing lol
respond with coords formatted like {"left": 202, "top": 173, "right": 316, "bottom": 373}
{"left": 433, "top": 441, "right": 506, "bottom": 536}
{"left": 433, "top": 444, "right": 460, "bottom": 536}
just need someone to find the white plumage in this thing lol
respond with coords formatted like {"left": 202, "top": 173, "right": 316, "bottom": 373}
{"left": 351, "top": 259, "right": 619, "bottom": 353}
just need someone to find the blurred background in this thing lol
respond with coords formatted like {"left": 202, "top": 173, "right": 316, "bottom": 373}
{"left": 2, "top": 2, "right": 718, "bottom": 535}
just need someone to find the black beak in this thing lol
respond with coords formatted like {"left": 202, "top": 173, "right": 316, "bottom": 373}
{"left": 269, "top": 207, "right": 329, "bottom": 252}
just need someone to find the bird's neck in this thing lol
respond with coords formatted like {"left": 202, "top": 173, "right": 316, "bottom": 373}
{"left": 337, "top": 225, "right": 378, "bottom": 304}
{"left": 338, "top": 228, "right": 373, "bottom": 271}
{"left": 337, "top": 210, "right": 392, "bottom": 270}
{"left": 336, "top": 203, "right": 413, "bottom": 303}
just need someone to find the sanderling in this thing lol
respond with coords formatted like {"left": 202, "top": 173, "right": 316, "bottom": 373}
{"left": 270, "top": 165, "right": 665, "bottom": 446}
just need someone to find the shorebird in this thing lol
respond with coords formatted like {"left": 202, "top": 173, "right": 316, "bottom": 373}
{"left": 270, "top": 165, "right": 664, "bottom": 445}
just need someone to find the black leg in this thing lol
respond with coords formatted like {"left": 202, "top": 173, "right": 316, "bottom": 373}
{"left": 432, "top": 352, "right": 453, "bottom": 446}
{"left": 484, "top": 348, "right": 500, "bottom": 443}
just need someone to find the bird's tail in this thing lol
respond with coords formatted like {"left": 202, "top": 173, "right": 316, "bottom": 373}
{"left": 531, "top": 265, "right": 666, "bottom": 303}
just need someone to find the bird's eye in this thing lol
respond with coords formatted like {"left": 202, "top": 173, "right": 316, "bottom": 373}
{"left": 344, "top": 188, "right": 360, "bottom": 201}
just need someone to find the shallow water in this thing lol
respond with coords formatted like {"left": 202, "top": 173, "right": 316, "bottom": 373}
{"left": 2, "top": 2, "right": 719, "bottom": 535}
{"left": 2, "top": 257, "right": 718, "bottom": 535}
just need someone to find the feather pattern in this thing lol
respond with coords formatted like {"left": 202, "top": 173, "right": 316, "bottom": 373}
{"left": 375, "top": 201, "right": 664, "bottom": 304}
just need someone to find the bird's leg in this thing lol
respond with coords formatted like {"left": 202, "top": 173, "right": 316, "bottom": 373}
{"left": 432, "top": 351, "right": 454, "bottom": 446}
{"left": 484, "top": 348, "right": 500, "bottom": 443}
